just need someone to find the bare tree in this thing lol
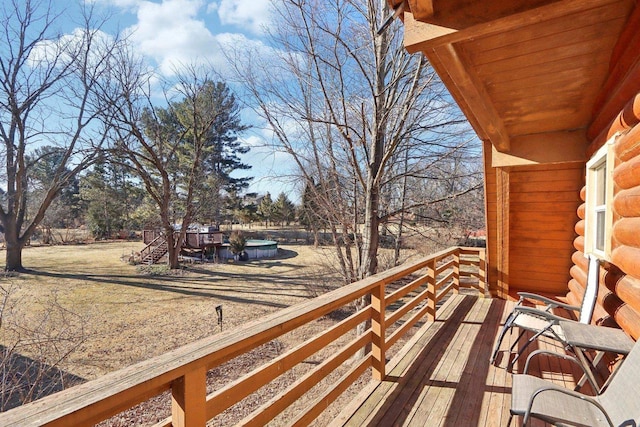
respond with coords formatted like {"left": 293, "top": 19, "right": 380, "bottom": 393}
{"left": 0, "top": 1, "right": 116, "bottom": 270}
{"left": 95, "top": 50, "right": 246, "bottom": 268}
{"left": 0, "top": 283, "right": 86, "bottom": 410}
{"left": 229, "top": 0, "right": 479, "bottom": 284}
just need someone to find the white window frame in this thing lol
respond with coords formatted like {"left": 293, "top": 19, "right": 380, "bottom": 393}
{"left": 584, "top": 135, "right": 616, "bottom": 260}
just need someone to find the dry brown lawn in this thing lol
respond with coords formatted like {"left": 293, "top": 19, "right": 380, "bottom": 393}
{"left": 2, "top": 241, "right": 342, "bottom": 381}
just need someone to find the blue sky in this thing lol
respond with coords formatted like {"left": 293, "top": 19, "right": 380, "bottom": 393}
{"left": 74, "top": 0, "right": 298, "bottom": 198}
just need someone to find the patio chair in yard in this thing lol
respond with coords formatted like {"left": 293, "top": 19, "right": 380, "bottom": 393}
{"left": 490, "top": 255, "right": 600, "bottom": 368}
{"left": 509, "top": 338, "right": 640, "bottom": 426}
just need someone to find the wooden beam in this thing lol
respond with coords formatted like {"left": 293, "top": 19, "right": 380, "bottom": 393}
{"left": 403, "top": 0, "right": 629, "bottom": 53}
{"left": 407, "top": 0, "right": 559, "bottom": 29}
{"left": 496, "top": 167, "right": 510, "bottom": 299}
{"left": 491, "top": 130, "right": 588, "bottom": 167}
{"left": 430, "top": 43, "right": 511, "bottom": 151}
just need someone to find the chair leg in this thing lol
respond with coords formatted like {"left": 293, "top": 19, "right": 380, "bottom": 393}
{"left": 507, "top": 329, "right": 545, "bottom": 370}
{"left": 490, "top": 314, "right": 516, "bottom": 364}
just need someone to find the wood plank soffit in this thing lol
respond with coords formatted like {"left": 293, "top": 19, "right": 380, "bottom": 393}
{"left": 430, "top": 44, "right": 511, "bottom": 152}
{"left": 491, "top": 130, "right": 588, "bottom": 167}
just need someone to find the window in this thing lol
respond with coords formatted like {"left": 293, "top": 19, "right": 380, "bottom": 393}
{"left": 585, "top": 135, "right": 616, "bottom": 259}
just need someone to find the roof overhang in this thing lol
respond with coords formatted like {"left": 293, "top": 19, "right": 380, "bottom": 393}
{"left": 394, "top": 0, "right": 636, "bottom": 166}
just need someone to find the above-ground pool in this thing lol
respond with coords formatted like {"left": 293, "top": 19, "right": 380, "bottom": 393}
{"left": 217, "top": 239, "right": 278, "bottom": 260}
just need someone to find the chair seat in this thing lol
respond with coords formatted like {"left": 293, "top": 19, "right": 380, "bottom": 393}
{"left": 513, "top": 313, "right": 565, "bottom": 341}
{"left": 511, "top": 375, "right": 609, "bottom": 426}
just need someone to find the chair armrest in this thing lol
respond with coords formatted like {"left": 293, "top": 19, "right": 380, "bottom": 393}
{"left": 523, "top": 350, "right": 584, "bottom": 376}
{"left": 516, "top": 292, "right": 580, "bottom": 312}
{"left": 524, "top": 386, "right": 613, "bottom": 426}
{"left": 513, "top": 306, "right": 568, "bottom": 323}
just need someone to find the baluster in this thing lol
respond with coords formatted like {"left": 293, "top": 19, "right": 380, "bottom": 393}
{"left": 371, "top": 282, "right": 386, "bottom": 380}
{"left": 453, "top": 250, "right": 460, "bottom": 294}
{"left": 427, "top": 258, "right": 437, "bottom": 321}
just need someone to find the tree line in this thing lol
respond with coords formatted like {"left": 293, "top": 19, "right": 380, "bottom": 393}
{"left": 0, "top": 1, "right": 484, "bottom": 273}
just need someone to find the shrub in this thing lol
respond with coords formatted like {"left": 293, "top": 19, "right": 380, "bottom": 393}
{"left": 229, "top": 231, "right": 247, "bottom": 255}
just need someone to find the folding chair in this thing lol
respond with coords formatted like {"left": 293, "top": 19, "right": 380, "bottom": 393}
{"left": 490, "top": 255, "right": 600, "bottom": 367}
{"left": 509, "top": 338, "right": 639, "bottom": 426}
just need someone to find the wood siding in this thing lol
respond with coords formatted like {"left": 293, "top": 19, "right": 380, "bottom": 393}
{"left": 508, "top": 163, "right": 583, "bottom": 294}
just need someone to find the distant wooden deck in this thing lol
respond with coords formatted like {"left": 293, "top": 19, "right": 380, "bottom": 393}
{"left": 332, "top": 294, "right": 586, "bottom": 427}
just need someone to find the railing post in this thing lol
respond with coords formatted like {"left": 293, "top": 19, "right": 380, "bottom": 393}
{"left": 171, "top": 366, "right": 207, "bottom": 427}
{"left": 371, "top": 282, "right": 386, "bottom": 381}
{"left": 453, "top": 249, "right": 460, "bottom": 294}
{"left": 427, "top": 259, "right": 437, "bottom": 321}
{"left": 478, "top": 248, "right": 487, "bottom": 297}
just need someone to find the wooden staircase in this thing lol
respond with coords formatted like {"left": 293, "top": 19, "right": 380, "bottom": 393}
{"left": 140, "top": 234, "right": 168, "bottom": 264}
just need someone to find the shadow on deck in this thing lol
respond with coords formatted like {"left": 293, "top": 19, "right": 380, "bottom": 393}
{"left": 333, "top": 294, "right": 585, "bottom": 427}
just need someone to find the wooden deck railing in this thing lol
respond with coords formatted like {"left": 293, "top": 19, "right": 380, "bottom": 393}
{"left": 0, "top": 246, "right": 485, "bottom": 426}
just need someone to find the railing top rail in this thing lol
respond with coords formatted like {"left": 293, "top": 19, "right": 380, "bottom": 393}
{"left": 0, "top": 246, "right": 471, "bottom": 426}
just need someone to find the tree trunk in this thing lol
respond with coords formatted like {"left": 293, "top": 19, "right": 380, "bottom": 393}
{"left": 5, "top": 244, "right": 24, "bottom": 271}
{"left": 165, "top": 228, "right": 180, "bottom": 269}
{"left": 4, "top": 222, "right": 24, "bottom": 271}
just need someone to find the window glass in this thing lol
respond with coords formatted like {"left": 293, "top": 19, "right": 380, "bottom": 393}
{"left": 595, "top": 163, "right": 606, "bottom": 206}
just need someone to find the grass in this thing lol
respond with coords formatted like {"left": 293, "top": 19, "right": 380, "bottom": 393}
{"left": 1, "top": 241, "right": 338, "bottom": 380}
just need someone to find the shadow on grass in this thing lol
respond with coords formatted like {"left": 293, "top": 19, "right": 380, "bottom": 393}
{"left": 20, "top": 247, "right": 337, "bottom": 309}
{"left": 0, "top": 346, "right": 85, "bottom": 412}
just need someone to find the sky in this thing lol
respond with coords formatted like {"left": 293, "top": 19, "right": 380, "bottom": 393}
{"left": 78, "top": 0, "right": 298, "bottom": 198}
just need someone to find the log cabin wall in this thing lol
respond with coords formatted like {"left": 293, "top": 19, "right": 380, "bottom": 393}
{"left": 569, "top": 111, "right": 640, "bottom": 340}
{"left": 570, "top": 121, "right": 640, "bottom": 340}
{"left": 566, "top": 3, "right": 640, "bottom": 339}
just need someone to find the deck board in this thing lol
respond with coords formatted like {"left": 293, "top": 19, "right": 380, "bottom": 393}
{"left": 334, "top": 294, "right": 587, "bottom": 427}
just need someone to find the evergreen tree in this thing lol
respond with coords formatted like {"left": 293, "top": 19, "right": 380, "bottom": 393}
{"left": 274, "top": 192, "right": 295, "bottom": 226}
{"left": 257, "top": 193, "right": 274, "bottom": 228}
{"left": 28, "top": 146, "right": 83, "bottom": 230}
{"left": 80, "top": 156, "right": 144, "bottom": 239}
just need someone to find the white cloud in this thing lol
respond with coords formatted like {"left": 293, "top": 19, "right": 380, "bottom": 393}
{"left": 216, "top": 0, "right": 273, "bottom": 35}
{"left": 124, "top": 0, "right": 224, "bottom": 75}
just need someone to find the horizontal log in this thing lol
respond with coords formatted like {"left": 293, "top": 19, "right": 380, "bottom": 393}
{"left": 614, "top": 121, "right": 640, "bottom": 162}
{"left": 570, "top": 263, "right": 587, "bottom": 287}
{"left": 571, "top": 250, "right": 588, "bottom": 270}
{"left": 613, "top": 186, "right": 640, "bottom": 217}
{"left": 577, "top": 203, "right": 585, "bottom": 220}
{"left": 612, "top": 274, "right": 640, "bottom": 314}
{"left": 612, "top": 245, "right": 640, "bottom": 278}
{"left": 612, "top": 217, "right": 640, "bottom": 249}
{"left": 574, "top": 236, "right": 585, "bottom": 252}
{"left": 613, "top": 153, "right": 640, "bottom": 190}
{"left": 614, "top": 304, "right": 640, "bottom": 340}
{"left": 575, "top": 219, "right": 585, "bottom": 236}
{"left": 589, "top": 57, "right": 640, "bottom": 153}
{"left": 589, "top": 77, "right": 640, "bottom": 147}
{"left": 567, "top": 273, "right": 617, "bottom": 325}
{"left": 580, "top": 186, "right": 586, "bottom": 202}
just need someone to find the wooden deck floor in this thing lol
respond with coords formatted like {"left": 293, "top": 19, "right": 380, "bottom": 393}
{"left": 332, "top": 294, "right": 587, "bottom": 427}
